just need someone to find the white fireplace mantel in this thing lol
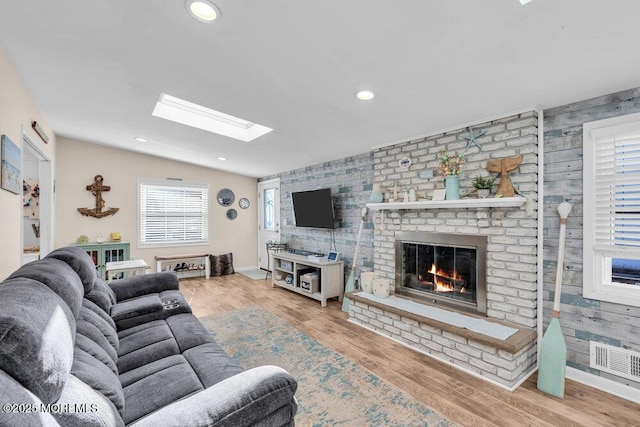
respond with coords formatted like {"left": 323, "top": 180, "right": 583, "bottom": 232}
{"left": 366, "top": 196, "right": 526, "bottom": 211}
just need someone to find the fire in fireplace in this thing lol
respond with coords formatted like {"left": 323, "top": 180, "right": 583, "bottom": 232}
{"left": 395, "top": 232, "right": 487, "bottom": 314}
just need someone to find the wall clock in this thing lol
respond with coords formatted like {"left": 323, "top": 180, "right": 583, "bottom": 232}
{"left": 217, "top": 188, "right": 235, "bottom": 206}
{"left": 239, "top": 197, "right": 250, "bottom": 209}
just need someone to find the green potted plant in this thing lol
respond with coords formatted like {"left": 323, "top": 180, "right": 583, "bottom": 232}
{"left": 471, "top": 175, "right": 496, "bottom": 198}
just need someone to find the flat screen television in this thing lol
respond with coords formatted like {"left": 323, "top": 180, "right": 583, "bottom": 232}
{"left": 291, "top": 188, "right": 336, "bottom": 229}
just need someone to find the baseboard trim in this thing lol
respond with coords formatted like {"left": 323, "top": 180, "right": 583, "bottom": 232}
{"left": 566, "top": 367, "right": 640, "bottom": 404}
{"left": 347, "top": 318, "right": 536, "bottom": 392}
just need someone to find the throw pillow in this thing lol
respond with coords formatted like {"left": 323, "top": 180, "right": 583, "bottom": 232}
{"left": 210, "top": 253, "right": 235, "bottom": 276}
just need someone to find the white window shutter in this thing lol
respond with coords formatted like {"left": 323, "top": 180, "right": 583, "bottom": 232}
{"left": 139, "top": 181, "right": 208, "bottom": 246}
{"left": 594, "top": 132, "right": 640, "bottom": 257}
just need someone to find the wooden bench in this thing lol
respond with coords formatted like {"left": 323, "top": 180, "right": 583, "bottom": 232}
{"left": 155, "top": 253, "right": 210, "bottom": 279}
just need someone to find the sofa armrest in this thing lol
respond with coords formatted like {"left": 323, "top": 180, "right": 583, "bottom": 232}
{"left": 129, "top": 366, "right": 297, "bottom": 427}
{"left": 110, "top": 295, "right": 163, "bottom": 321}
{"left": 109, "top": 271, "right": 179, "bottom": 302}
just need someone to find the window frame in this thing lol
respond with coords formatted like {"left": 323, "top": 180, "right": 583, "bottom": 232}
{"left": 583, "top": 112, "right": 640, "bottom": 307}
{"left": 137, "top": 179, "right": 210, "bottom": 249}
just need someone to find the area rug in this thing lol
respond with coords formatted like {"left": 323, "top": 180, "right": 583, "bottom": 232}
{"left": 201, "top": 306, "right": 454, "bottom": 426}
{"left": 237, "top": 268, "right": 268, "bottom": 280}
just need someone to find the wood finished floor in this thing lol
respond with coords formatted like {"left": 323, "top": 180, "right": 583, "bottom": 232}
{"left": 180, "top": 274, "right": 640, "bottom": 427}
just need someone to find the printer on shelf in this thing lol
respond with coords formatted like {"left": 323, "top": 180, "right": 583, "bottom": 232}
{"left": 300, "top": 271, "right": 319, "bottom": 294}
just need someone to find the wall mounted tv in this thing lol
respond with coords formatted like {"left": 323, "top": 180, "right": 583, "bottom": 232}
{"left": 291, "top": 188, "right": 336, "bottom": 229}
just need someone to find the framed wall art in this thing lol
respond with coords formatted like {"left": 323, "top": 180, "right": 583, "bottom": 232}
{"left": 1, "top": 135, "right": 21, "bottom": 194}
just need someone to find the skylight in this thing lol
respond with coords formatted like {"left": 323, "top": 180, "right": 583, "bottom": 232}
{"left": 152, "top": 93, "right": 273, "bottom": 142}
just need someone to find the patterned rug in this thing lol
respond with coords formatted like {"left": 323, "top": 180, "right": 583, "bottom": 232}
{"left": 200, "top": 306, "right": 454, "bottom": 426}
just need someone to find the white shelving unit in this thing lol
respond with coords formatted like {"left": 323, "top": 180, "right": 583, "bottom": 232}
{"left": 271, "top": 252, "right": 344, "bottom": 307}
{"left": 366, "top": 196, "right": 526, "bottom": 211}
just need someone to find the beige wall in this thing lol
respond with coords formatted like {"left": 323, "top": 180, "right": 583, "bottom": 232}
{"left": 0, "top": 44, "right": 55, "bottom": 280}
{"left": 55, "top": 137, "right": 258, "bottom": 270}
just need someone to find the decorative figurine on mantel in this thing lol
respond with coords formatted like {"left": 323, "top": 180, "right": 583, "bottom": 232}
{"left": 486, "top": 155, "right": 523, "bottom": 197}
{"left": 462, "top": 126, "right": 486, "bottom": 152}
{"left": 77, "top": 175, "right": 120, "bottom": 218}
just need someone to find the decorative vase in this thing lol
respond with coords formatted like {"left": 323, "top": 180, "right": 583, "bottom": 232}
{"left": 444, "top": 176, "right": 460, "bottom": 200}
{"left": 477, "top": 189, "right": 490, "bottom": 198}
{"left": 372, "top": 278, "right": 390, "bottom": 298}
{"left": 370, "top": 183, "right": 383, "bottom": 203}
{"left": 360, "top": 272, "right": 377, "bottom": 293}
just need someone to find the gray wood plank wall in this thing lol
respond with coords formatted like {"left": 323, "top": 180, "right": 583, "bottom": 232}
{"left": 543, "top": 87, "right": 640, "bottom": 390}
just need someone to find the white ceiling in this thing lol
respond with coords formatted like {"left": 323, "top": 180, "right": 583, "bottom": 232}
{"left": 1, "top": 1, "right": 640, "bottom": 178}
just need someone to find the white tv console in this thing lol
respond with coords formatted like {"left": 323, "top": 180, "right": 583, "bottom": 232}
{"left": 271, "top": 252, "right": 344, "bottom": 307}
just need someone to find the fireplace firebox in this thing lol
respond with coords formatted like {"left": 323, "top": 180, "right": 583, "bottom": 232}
{"left": 395, "top": 232, "right": 487, "bottom": 314}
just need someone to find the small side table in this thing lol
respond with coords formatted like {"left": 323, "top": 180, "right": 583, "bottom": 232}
{"left": 265, "top": 242, "right": 288, "bottom": 279}
{"left": 105, "top": 259, "right": 150, "bottom": 282}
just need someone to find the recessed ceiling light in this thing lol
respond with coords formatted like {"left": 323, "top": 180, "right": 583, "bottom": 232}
{"left": 185, "top": 0, "right": 221, "bottom": 23}
{"left": 152, "top": 93, "right": 273, "bottom": 142}
{"left": 134, "top": 137, "right": 147, "bottom": 142}
{"left": 217, "top": 157, "right": 226, "bottom": 161}
{"left": 355, "top": 90, "right": 375, "bottom": 101}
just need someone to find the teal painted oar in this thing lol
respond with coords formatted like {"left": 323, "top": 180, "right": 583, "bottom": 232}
{"left": 342, "top": 207, "right": 368, "bottom": 312}
{"left": 538, "top": 201, "right": 572, "bottom": 398}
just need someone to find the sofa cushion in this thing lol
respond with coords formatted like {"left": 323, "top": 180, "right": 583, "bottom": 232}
{"left": 75, "top": 334, "right": 118, "bottom": 376}
{"left": 0, "top": 278, "right": 75, "bottom": 404}
{"left": 119, "top": 355, "right": 186, "bottom": 388}
{"left": 166, "top": 313, "right": 216, "bottom": 352}
{"left": 79, "top": 301, "right": 119, "bottom": 353}
{"left": 76, "top": 319, "right": 118, "bottom": 366}
{"left": 86, "top": 278, "right": 116, "bottom": 314}
{"left": 182, "top": 344, "right": 244, "bottom": 388}
{"left": 52, "top": 375, "right": 124, "bottom": 427}
{"left": 72, "top": 348, "right": 125, "bottom": 417}
{"left": 117, "top": 321, "right": 180, "bottom": 374}
{"left": 82, "top": 299, "right": 117, "bottom": 331}
{"left": 0, "top": 369, "right": 59, "bottom": 426}
{"left": 45, "top": 246, "right": 97, "bottom": 293}
{"left": 6, "top": 257, "right": 85, "bottom": 318}
{"left": 122, "top": 360, "right": 204, "bottom": 424}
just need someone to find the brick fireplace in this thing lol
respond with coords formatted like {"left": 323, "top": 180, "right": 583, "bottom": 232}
{"left": 348, "top": 111, "right": 540, "bottom": 390}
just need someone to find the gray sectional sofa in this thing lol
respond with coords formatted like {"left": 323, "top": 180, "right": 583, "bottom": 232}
{"left": 0, "top": 246, "right": 298, "bottom": 426}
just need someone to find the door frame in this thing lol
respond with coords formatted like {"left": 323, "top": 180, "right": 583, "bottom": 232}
{"left": 257, "top": 178, "right": 281, "bottom": 270}
{"left": 21, "top": 125, "right": 54, "bottom": 263}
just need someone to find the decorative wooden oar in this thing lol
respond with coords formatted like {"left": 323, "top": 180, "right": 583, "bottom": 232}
{"left": 342, "top": 207, "right": 368, "bottom": 312}
{"left": 537, "top": 201, "right": 572, "bottom": 398}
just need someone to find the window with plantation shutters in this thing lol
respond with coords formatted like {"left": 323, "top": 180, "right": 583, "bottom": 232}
{"left": 138, "top": 180, "right": 209, "bottom": 247}
{"left": 594, "top": 132, "right": 640, "bottom": 251}
{"left": 584, "top": 112, "right": 640, "bottom": 307}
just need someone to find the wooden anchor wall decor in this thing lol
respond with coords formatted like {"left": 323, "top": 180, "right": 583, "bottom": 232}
{"left": 486, "top": 155, "right": 523, "bottom": 197}
{"left": 77, "top": 175, "right": 120, "bottom": 218}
